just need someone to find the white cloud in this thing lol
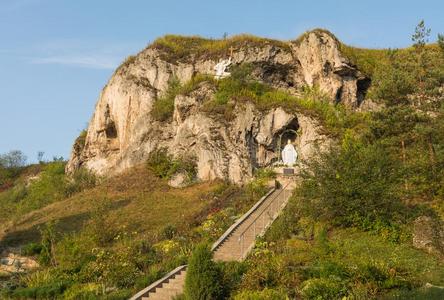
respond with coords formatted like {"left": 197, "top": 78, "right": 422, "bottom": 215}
{"left": 23, "top": 39, "right": 142, "bottom": 70}
{"left": 31, "top": 55, "right": 119, "bottom": 70}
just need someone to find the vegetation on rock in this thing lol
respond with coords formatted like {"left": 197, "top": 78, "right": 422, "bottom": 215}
{"left": 150, "top": 34, "right": 291, "bottom": 63}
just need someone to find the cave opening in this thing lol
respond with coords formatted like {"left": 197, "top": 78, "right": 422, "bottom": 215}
{"left": 105, "top": 121, "right": 118, "bottom": 139}
{"left": 278, "top": 118, "right": 299, "bottom": 151}
{"left": 356, "top": 77, "right": 372, "bottom": 106}
{"left": 265, "top": 117, "right": 300, "bottom": 166}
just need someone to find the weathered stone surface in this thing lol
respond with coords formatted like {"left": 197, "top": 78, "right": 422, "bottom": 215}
{"left": 0, "top": 251, "right": 39, "bottom": 277}
{"left": 168, "top": 172, "right": 189, "bottom": 188}
{"left": 291, "top": 30, "right": 370, "bottom": 108}
{"left": 412, "top": 216, "right": 444, "bottom": 255}
{"left": 66, "top": 30, "right": 366, "bottom": 183}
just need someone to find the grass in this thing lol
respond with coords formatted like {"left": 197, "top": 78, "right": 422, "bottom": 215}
{"left": 149, "top": 34, "right": 291, "bottom": 63}
{"left": 151, "top": 75, "right": 216, "bottom": 122}
{"left": 237, "top": 223, "right": 444, "bottom": 299}
{"left": 199, "top": 64, "right": 369, "bottom": 136}
{"left": 0, "top": 162, "right": 273, "bottom": 299}
{"left": 293, "top": 28, "right": 341, "bottom": 46}
{"left": 331, "top": 229, "right": 444, "bottom": 286}
{"left": 0, "top": 165, "right": 214, "bottom": 247}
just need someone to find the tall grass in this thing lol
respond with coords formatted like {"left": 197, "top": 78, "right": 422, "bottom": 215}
{"left": 150, "top": 34, "right": 290, "bottom": 62}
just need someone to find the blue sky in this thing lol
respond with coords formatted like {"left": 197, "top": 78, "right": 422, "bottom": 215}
{"left": 1, "top": 0, "right": 443, "bottom": 163}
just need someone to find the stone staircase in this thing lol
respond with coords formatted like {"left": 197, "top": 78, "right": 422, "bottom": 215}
{"left": 130, "top": 183, "right": 293, "bottom": 300}
{"left": 212, "top": 186, "right": 292, "bottom": 261}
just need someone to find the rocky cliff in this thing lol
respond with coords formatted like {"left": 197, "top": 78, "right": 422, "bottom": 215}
{"left": 66, "top": 30, "right": 370, "bottom": 184}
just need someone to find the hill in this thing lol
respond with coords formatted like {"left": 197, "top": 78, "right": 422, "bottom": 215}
{"left": 0, "top": 160, "right": 271, "bottom": 298}
{"left": 1, "top": 25, "right": 444, "bottom": 299}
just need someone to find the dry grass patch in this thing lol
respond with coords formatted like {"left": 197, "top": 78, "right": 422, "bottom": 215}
{"left": 0, "top": 165, "right": 218, "bottom": 247}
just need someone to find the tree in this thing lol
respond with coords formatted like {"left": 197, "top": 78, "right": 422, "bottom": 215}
{"left": 0, "top": 150, "right": 27, "bottom": 169}
{"left": 37, "top": 151, "right": 45, "bottom": 163}
{"left": 411, "top": 20, "right": 432, "bottom": 102}
{"left": 438, "top": 33, "right": 444, "bottom": 55}
{"left": 412, "top": 20, "right": 431, "bottom": 50}
{"left": 297, "top": 140, "right": 404, "bottom": 235}
{"left": 184, "top": 243, "right": 223, "bottom": 300}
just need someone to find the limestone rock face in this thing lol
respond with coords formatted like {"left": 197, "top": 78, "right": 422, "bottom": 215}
{"left": 66, "top": 30, "right": 367, "bottom": 183}
{"left": 292, "top": 31, "right": 370, "bottom": 107}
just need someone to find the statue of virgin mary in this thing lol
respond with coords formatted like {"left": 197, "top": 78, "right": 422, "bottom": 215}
{"left": 281, "top": 140, "right": 297, "bottom": 166}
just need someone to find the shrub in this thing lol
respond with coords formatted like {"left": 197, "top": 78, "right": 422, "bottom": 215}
{"left": 13, "top": 279, "right": 72, "bottom": 299}
{"left": 147, "top": 149, "right": 196, "bottom": 181}
{"left": 38, "top": 221, "right": 58, "bottom": 266}
{"left": 219, "top": 261, "right": 248, "bottom": 298}
{"left": 233, "top": 288, "right": 289, "bottom": 300}
{"left": 16, "top": 161, "right": 67, "bottom": 215}
{"left": 296, "top": 139, "right": 406, "bottom": 238}
{"left": 62, "top": 283, "right": 101, "bottom": 300}
{"left": 184, "top": 243, "right": 223, "bottom": 300}
{"left": 264, "top": 196, "right": 299, "bottom": 242}
{"left": 160, "top": 224, "right": 177, "bottom": 240}
{"left": 54, "top": 233, "right": 95, "bottom": 272}
{"left": 151, "top": 77, "right": 181, "bottom": 121}
{"left": 64, "top": 167, "right": 97, "bottom": 197}
{"left": 0, "top": 150, "right": 27, "bottom": 169}
{"left": 300, "top": 277, "right": 347, "bottom": 300}
{"left": 22, "top": 242, "right": 43, "bottom": 256}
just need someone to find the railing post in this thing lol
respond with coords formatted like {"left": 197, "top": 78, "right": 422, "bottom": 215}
{"left": 240, "top": 234, "right": 244, "bottom": 258}
{"left": 262, "top": 212, "right": 265, "bottom": 229}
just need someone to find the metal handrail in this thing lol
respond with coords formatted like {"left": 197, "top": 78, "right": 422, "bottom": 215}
{"left": 237, "top": 183, "right": 290, "bottom": 258}
{"left": 211, "top": 188, "right": 275, "bottom": 251}
{"left": 130, "top": 184, "right": 291, "bottom": 299}
{"left": 129, "top": 265, "right": 187, "bottom": 300}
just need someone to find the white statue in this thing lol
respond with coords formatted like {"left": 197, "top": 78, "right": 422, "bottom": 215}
{"left": 214, "top": 57, "right": 232, "bottom": 79}
{"left": 281, "top": 140, "right": 297, "bottom": 166}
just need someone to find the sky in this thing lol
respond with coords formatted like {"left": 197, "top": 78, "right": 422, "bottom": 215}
{"left": 1, "top": 0, "right": 443, "bottom": 163}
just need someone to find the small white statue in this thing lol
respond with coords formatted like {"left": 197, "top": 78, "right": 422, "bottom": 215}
{"left": 214, "top": 57, "right": 232, "bottom": 79}
{"left": 281, "top": 140, "right": 298, "bottom": 166}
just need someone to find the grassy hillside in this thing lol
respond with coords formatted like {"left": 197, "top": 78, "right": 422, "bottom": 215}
{"left": 0, "top": 161, "right": 272, "bottom": 299}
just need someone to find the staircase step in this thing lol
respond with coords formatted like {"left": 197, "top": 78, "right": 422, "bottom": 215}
{"left": 133, "top": 187, "right": 292, "bottom": 300}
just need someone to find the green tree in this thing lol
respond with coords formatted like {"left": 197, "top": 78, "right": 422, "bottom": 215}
{"left": 184, "top": 243, "right": 223, "bottom": 300}
{"left": 412, "top": 20, "right": 431, "bottom": 50}
{"left": 297, "top": 139, "right": 405, "bottom": 237}
{"left": 438, "top": 33, "right": 444, "bottom": 55}
{"left": 411, "top": 20, "right": 432, "bottom": 99}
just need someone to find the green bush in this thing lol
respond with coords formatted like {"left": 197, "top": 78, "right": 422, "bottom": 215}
{"left": 300, "top": 277, "right": 346, "bottom": 300}
{"left": 160, "top": 224, "right": 177, "bottom": 240}
{"left": 147, "top": 149, "right": 196, "bottom": 181}
{"left": 12, "top": 280, "right": 72, "bottom": 299}
{"left": 38, "top": 221, "right": 58, "bottom": 266}
{"left": 151, "top": 77, "right": 181, "bottom": 121}
{"left": 62, "top": 283, "right": 100, "bottom": 300}
{"left": 219, "top": 261, "right": 248, "bottom": 298}
{"left": 184, "top": 243, "right": 223, "bottom": 300}
{"left": 383, "top": 287, "right": 444, "bottom": 300}
{"left": 22, "top": 242, "right": 43, "bottom": 256}
{"left": 296, "top": 139, "right": 407, "bottom": 239}
{"left": 264, "top": 197, "right": 299, "bottom": 241}
{"left": 16, "top": 161, "right": 67, "bottom": 215}
{"left": 64, "top": 167, "right": 97, "bottom": 197}
{"left": 233, "top": 288, "right": 289, "bottom": 300}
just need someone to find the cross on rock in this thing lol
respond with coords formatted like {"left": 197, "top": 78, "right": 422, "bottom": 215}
{"left": 229, "top": 46, "right": 235, "bottom": 58}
